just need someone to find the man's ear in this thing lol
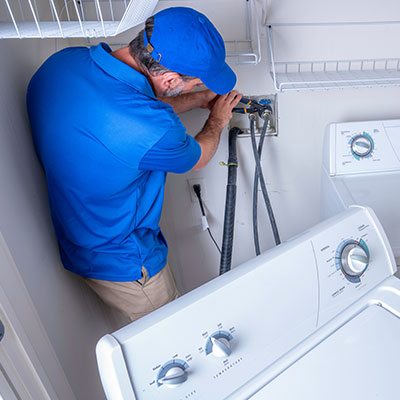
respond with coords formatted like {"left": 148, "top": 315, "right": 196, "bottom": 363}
{"left": 160, "top": 72, "right": 182, "bottom": 90}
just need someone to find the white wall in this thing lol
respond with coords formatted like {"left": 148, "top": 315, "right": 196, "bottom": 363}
{"left": 158, "top": 0, "right": 400, "bottom": 293}
{"left": 0, "top": 38, "right": 116, "bottom": 400}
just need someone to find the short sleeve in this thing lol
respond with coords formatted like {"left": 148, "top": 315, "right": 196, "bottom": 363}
{"left": 139, "top": 122, "right": 201, "bottom": 173}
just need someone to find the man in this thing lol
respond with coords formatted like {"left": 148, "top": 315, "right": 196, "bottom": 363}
{"left": 27, "top": 7, "right": 241, "bottom": 322}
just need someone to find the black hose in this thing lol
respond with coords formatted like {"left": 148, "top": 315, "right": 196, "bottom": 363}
{"left": 252, "top": 116, "right": 269, "bottom": 255}
{"left": 219, "top": 127, "right": 242, "bottom": 275}
{"left": 249, "top": 117, "right": 281, "bottom": 247}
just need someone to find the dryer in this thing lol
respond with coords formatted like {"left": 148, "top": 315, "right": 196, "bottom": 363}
{"left": 322, "top": 119, "right": 400, "bottom": 263}
{"left": 95, "top": 206, "right": 400, "bottom": 399}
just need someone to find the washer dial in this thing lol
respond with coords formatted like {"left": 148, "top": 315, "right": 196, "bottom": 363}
{"left": 157, "top": 359, "right": 189, "bottom": 388}
{"left": 205, "top": 331, "right": 233, "bottom": 358}
{"left": 335, "top": 239, "right": 369, "bottom": 282}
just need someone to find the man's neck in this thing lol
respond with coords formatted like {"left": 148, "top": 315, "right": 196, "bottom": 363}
{"left": 110, "top": 46, "right": 141, "bottom": 72}
{"left": 111, "top": 46, "right": 157, "bottom": 94}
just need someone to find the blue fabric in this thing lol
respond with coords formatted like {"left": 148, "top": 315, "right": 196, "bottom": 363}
{"left": 143, "top": 7, "right": 236, "bottom": 95}
{"left": 27, "top": 43, "right": 201, "bottom": 281}
{"left": 140, "top": 123, "right": 201, "bottom": 173}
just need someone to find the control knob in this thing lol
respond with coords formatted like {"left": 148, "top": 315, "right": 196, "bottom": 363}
{"left": 205, "top": 331, "right": 233, "bottom": 358}
{"left": 350, "top": 134, "right": 373, "bottom": 158}
{"left": 340, "top": 241, "right": 369, "bottom": 277}
{"left": 157, "top": 359, "right": 189, "bottom": 388}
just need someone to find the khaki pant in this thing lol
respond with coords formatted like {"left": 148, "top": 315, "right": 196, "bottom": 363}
{"left": 84, "top": 264, "right": 179, "bottom": 322}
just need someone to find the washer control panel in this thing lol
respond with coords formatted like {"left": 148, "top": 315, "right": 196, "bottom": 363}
{"left": 312, "top": 210, "right": 394, "bottom": 326}
{"left": 326, "top": 120, "right": 400, "bottom": 175}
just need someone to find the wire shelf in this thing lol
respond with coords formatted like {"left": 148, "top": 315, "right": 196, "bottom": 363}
{"left": 267, "top": 22, "right": 400, "bottom": 92}
{"left": 224, "top": 0, "right": 261, "bottom": 65}
{"left": 0, "top": 0, "right": 159, "bottom": 38}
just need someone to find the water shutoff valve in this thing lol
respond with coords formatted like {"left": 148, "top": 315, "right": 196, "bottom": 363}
{"left": 229, "top": 94, "right": 278, "bottom": 136}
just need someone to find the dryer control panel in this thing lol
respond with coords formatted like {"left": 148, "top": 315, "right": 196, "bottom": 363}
{"left": 324, "top": 120, "right": 400, "bottom": 176}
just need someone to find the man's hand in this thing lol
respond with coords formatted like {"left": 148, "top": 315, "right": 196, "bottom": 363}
{"left": 192, "top": 90, "right": 242, "bottom": 170}
{"left": 159, "top": 89, "right": 219, "bottom": 114}
{"left": 208, "top": 91, "right": 242, "bottom": 130}
{"left": 198, "top": 89, "right": 218, "bottom": 110}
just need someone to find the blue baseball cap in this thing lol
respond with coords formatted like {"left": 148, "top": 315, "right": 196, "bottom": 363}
{"left": 143, "top": 7, "right": 236, "bottom": 95}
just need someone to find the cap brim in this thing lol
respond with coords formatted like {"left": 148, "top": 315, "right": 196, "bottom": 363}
{"left": 201, "top": 62, "right": 237, "bottom": 95}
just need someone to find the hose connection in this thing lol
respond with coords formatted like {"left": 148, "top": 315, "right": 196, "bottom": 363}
{"left": 233, "top": 97, "right": 272, "bottom": 118}
{"left": 229, "top": 95, "right": 277, "bottom": 136}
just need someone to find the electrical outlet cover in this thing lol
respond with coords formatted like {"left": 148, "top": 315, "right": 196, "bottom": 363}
{"left": 188, "top": 178, "right": 207, "bottom": 202}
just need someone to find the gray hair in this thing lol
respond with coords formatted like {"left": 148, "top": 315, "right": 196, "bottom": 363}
{"left": 129, "top": 17, "right": 195, "bottom": 81}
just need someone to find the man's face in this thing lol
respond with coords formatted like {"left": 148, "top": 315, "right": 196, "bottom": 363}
{"left": 162, "top": 78, "right": 203, "bottom": 97}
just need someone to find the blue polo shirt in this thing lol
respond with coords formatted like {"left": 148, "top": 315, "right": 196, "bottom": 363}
{"left": 27, "top": 43, "right": 201, "bottom": 281}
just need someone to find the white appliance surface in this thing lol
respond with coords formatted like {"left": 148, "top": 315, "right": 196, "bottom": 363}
{"left": 250, "top": 300, "right": 400, "bottom": 399}
{"left": 322, "top": 119, "right": 400, "bottom": 258}
{"left": 96, "top": 206, "right": 399, "bottom": 400}
{"left": 331, "top": 172, "right": 400, "bottom": 256}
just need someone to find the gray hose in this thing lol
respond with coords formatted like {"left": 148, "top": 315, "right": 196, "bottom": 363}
{"left": 252, "top": 116, "right": 269, "bottom": 255}
{"left": 249, "top": 117, "right": 281, "bottom": 248}
{"left": 219, "top": 127, "right": 243, "bottom": 275}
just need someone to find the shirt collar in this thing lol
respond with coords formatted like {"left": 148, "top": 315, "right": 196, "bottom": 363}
{"left": 89, "top": 43, "right": 157, "bottom": 100}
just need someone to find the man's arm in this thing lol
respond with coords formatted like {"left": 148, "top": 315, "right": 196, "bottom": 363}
{"left": 192, "top": 91, "right": 242, "bottom": 170}
{"left": 159, "top": 90, "right": 217, "bottom": 114}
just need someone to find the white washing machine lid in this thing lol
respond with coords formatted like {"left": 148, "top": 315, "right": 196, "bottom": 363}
{"left": 251, "top": 304, "right": 400, "bottom": 399}
{"left": 244, "top": 277, "right": 400, "bottom": 400}
{"left": 332, "top": 172, "right": 400, "bottom": 256}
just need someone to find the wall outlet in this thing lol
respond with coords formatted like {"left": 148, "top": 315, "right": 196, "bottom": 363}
{"left": 188, "top": 178, "right": 207, "bottom": 203}
{"left": 229, "top": 94, "right": 278, "bottom": 136}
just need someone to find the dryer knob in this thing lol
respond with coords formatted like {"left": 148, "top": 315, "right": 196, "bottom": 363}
{"left": 351, "top": 135, "right": 373, "bottom": 157}
{"left": 341, "top": 243, "right": 369, "bottom": 277}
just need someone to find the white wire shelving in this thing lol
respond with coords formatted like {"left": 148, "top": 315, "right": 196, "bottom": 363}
{"left": 267, "top": 21, "right": 400, "bottom": 92}
{"left": 0, "top": 0, "right": 158, "bottom": 38}
{"left": 0, "top": 0, "right": 261, "bottom": 66}
{"left": 224, "top": 0, "right": 261, "bottom": 65}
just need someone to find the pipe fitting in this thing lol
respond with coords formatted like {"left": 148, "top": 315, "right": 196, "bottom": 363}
{"left": 261, "top": 110, "right": 271, "bottom": 120}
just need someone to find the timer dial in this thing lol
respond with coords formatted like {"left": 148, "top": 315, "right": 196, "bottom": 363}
{"left": 350, "top": 133, "right": 374, "bottom": 158}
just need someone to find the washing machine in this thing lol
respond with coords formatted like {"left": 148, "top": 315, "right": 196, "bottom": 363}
{"left": 322, "top": 119, "right": 400, "bottom": 264}
{"left": 96, "top": 206, "right": 400, "bottom": 399}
